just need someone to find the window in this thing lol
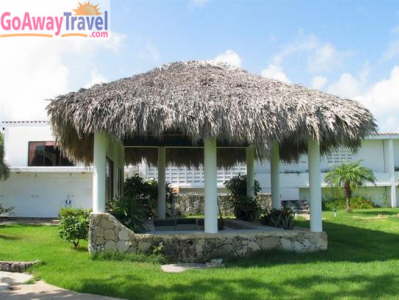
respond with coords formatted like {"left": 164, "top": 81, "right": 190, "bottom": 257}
{"left": 326, "top": 148, "right": 353, "bottom": 165}
{"left": 28, "top": 142, "right": 74, "bottom": 166}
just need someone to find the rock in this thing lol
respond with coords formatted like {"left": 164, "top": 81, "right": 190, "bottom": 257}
{"left": 104, "top": 229, "right": 116, "bottom": 241}
{"left": 118, "top": 229, "right": 129, "bottom": 240}
{"left": 117, "top": 240, "right": 130, "bottom": 252}
{"left": 0, "top": 261, "right": 40, "bottom": 272}
{"left": 104, "top": 240, "right": 116, "bottom": 251}
{"left": 101, "top": 220, "right": 115, "bottom": 230}
{"left": 89, "top": 212, "right": 328, "bottom": 262}
{"left": 280, "top": 238, "right": 293, "bottom": 250}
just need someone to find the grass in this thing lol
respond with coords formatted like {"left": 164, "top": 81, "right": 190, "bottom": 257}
{"left": 1, "top": 208, "right": 399, "bottom": 299}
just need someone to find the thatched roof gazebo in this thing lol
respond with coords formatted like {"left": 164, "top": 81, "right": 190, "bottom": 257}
{"left": 47, "top": 61, "right": 376, "bottom": 234}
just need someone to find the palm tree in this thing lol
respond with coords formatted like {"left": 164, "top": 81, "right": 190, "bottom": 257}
{"left": 0, "top": 132, "right": 9, "bottom": 180}
{"left": 325, "top": 161, "right": 375, "bottom": 211}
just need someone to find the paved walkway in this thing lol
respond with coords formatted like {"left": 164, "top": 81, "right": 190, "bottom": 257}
{"left": 0, "top": 271, "right": 123, "bottom": 300}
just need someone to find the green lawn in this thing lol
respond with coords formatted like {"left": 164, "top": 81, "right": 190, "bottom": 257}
{"left": 1, "top": 209, "right": 399, "bottom": 299}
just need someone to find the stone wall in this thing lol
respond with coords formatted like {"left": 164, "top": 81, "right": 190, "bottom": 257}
{"left": 0, "top": 261, "right": 39, "bottom": 272}
{"left": 174, "top": 193, "right": 271, "bottom": 216}
{"left": 89, "top": 213, "right": 327, "bottom": 262}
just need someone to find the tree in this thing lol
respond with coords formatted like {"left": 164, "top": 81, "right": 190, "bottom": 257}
{"left": 325, "top": 161, "right": 375, "bottom": 211}
{"left": 0, "top": 133, "right": 9, "bottom": 181}
{"left": 0, "top": 132, "right": 13, "bottom": 215}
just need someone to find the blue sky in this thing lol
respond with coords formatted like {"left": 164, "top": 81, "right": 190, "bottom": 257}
{"left": 100, "top": 0, "right": 399, "bottom": 82}
{"left": 2, "top": 0, "right": 399, "bottom": 132}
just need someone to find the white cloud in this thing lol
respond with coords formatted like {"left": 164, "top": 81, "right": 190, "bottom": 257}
{"left": 311, "top": 76, "right": 327, "bottom": 89}
{"left": 265, "top": 33, "right": 348, "bottom": 76}
{"left": 0, "top": 35, "right": 124, "bottom": 122}
{"left": 210, "top": 50, "right": 242, "bottom": 68}
{"left": 358, "top": 66, "right": 399, "bottom": 131}
{"left": 0, "top": 0, "right": 124, "bottom": 122}
{"left": 308, "top": 43, "right": 341, "bottom": 73}
{"left": 85, "top": 70, "right": 108, "bottom": 88}
{"left": 327, "top": 73, "right": 363, "bottom": 98}
{"left": 326, "top": 66, "right": 399, "bottom": 132}
{"left": 261, "top": 64, "right": 290, "bottom": 83}
{"left": 271, "top": 34, "right": 318, "bottom": 65}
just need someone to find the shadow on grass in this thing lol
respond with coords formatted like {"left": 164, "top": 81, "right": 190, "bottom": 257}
{"left": 353, "top": 210, "right": 399, "bottom": 216}
{"left": 0, "top": 233, "right": 20, "bottom": 240}
{"left": 75, "top": 272, "right": 399, "bottom": 300}
{"left": 227, "top": 220, "right": 399, "bottom": 268}
{"left": 68, "top": 219, "right": 399, "bottom": 300}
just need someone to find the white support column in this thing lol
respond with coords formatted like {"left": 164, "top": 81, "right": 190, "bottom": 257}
{"left": 246, "top": 145, "right": 255, "bottom": 198}
{"left": 157, "top": 147, "right": 166, "bottom": 219}
{"left": 387, "top": 139, "right": 397, "bottom": 207}
{"left": 308, "top": 138, "right": 323, "bottom": 232}
{"left": 204, "top": 137, "right": 218, "bottom": 233}
{"left": 93, "top": 132, "right": 107, "bottom": 213}
{"left": 271, "top": 142, "right": 281, "bottom": 209}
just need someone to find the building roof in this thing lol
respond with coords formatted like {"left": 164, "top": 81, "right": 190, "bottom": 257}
{"left": 1, "top": 120, "right": 48, "bottom": 127}
{"left": 46, "top": 61, "right": 376, "bottom": 165}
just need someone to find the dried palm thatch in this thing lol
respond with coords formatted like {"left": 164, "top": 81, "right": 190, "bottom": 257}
{"left": 125, "top": 147, "right": 245, "bottom": 168}
{"left": 47, "top": 61, "right": 376, "bottom": 166}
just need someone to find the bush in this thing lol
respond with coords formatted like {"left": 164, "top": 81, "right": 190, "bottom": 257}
{"left": 260, "top": 208, "right": 294, "bottom": 229}
{"left": 58, "top": 208, "right": 90, "bottom": 248}
{"left": 323, "top": 196, "right": 377, "bottom": 210}
{"left": 107, "top": 174, "right": 174, "bottom": 232}
{"left": 224, "top": 175, "right": 261, "bottom": 221}
{"left": 231, "top": 196, "right": 260, "bottom": 221}
{"left": 224, "top": 175, "right": 261, "bottom": 199}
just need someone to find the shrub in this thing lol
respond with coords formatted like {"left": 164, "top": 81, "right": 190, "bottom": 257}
{"left": 0, "top": 133, "right": 10, "bottom": 181}
{"left": 231, "top": 196, "right": 260, "bottom": 221}
{"left": 107, "top": 194, "right": 148, "bottom": 232}
{"left": 323, "top": 196, "right": 377, "bottom": 210}
{"left": 260, "top": 207, "right": 294, "bottom": 229}
{"left": 58, "top": 208, "right": 90, "bottom": 248}
{"left": 107, "top": 174, "right": 174, "bottom": 232}
{"left": 224, "top": 175, "right": 261, "bottom": 199}
{"left": 224, "top": 175, "right": 261, "bottom": 221}
{"left": 325, "top": 162, "right": 375, "bottom": 211}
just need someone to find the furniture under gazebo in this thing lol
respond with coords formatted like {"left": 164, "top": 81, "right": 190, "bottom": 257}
{"left": 47, "top": 61, "right": 376, "bottom": 260}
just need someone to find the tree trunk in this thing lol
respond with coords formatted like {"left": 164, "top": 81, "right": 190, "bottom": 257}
{"left": 344, "top": 182, "right": 352, "bottom": 211}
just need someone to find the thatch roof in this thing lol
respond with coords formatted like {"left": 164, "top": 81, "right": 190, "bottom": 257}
{"left": 47, "top": 61, "right": 376, "bottom": 166}
{"left": 125, "top": 147, "right": 246, "bottom": 168}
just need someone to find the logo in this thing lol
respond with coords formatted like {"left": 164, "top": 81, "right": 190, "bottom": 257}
{"left": 0, "top": 1, "right": 110, "bottom": 38}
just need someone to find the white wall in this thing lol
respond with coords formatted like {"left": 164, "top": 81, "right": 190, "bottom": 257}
{"left": 4, "top": 124, "right": 53, "bottom": 167}
{"left": 1, "top": 122, "right": 93, "bottom": 217}
{"left": 0, "top": 172, "right": 92, "bottom": 218}
{"left": 353, "top": 140, "right": 385, "bottom": 172}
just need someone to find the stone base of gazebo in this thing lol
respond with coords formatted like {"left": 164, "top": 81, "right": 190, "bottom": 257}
{"left": 89, "top": 213, "right": 327, "bottom": 263}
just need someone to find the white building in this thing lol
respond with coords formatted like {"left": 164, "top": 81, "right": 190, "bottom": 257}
{"left": 0, "top": 121, "right": 93, "bottom": 217}
{"left": 1, "top": 121, "right": 398, "bottom": 217}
